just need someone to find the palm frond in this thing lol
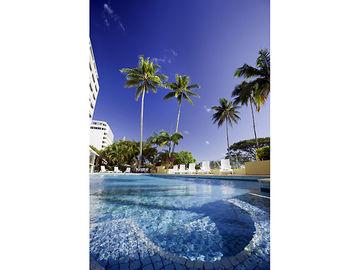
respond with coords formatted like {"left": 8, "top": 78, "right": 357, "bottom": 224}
{"left": 163, "top": 91, "right": 176, "bottom": 100}
{"left": 234, "top": 64, "right": 261, "bottom": 78}
{"left": 187, "top": 84, "right": 200, "bottom": 89}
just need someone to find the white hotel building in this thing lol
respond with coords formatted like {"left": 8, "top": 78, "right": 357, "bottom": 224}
{"left": 89, "top": 40, "right": 115, "bottom": 172}
{"left": 90, "top": 120, "right": 114, "bottom": 150}
{"left": 89, "top": 41, "right": 99, "bottom": 120}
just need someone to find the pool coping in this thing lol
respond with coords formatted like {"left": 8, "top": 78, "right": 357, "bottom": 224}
{"left": 90, "top": 173, "right": 270, "bottom": 182}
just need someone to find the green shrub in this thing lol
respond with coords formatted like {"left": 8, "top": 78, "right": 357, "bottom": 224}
{"left": 174, "top": 151, "right": 196, "bottom": 165}
{"left": 256, "top": 146, "right": 270, "bottom": 161}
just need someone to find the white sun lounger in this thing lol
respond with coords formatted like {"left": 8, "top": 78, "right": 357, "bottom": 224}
{"left": 114, "top": 166, "right": 122, "bottom": 173}
{"left": 168, "top": 165, "right": 177, "bottom": 174}
{"left": 124, "top": 167, "right": 131, "bottom": 173}
{"left": 169, "top": 165, "right": 179, "bottom": 174}
{"left": 100, "top": 165, "right": 107, "bottom": 173}
{"left": 198, "top": 161, "right": 211, "bottom": 174}
{"left": 220, "top": 159, "right": 233, "bottom": 174}
{"left": 178, "top": 164, "right": 186, "bottom": 174}
{"left": 187, "top": 163, "right": 196, "bottom": 174}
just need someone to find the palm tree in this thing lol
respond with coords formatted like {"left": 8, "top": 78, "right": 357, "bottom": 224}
{"left": 120, "top": 56, "right": 168, "bottom": 168}
{"left": 148, "top": 130, "right": 183, "bottom": 158}
{"left": 211, "top": 98, "right": 240, "bottom": 158}
{"left": 164, "top": 74, "right": 200, "bottom": 153}
{"left": 232, "top": 81, "right": 259, "bottom": 148}
{"left": 234, "top": 49, "right": 270, "bottom": 110}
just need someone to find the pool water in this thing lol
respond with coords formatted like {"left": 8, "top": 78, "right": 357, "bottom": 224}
{"left": 90, "top": 174, "right": 270, "bottom": 269}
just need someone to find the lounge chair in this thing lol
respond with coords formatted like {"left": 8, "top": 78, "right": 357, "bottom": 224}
{"left": 187, "top": 163, "right": 196, "bottom": 174}
{"left": 114, "top": 166, "right": 122, "bottom": 173}
{"left": 124, "top": 167, "right": 131, "bottom": 173}
{"left": 178, "top": 164, "right": 187, "bottom": 174}
{"left": 198, "top": 161, "right": 211, "bottom": 174}
{"left": 168, "top": 165, "right": 179, "bottom": 174}
{"left": 220, "top": 159, "right": 233, "bottom": 174}
{"left": 100, "top": 165, "right": 107, "bottom": 173}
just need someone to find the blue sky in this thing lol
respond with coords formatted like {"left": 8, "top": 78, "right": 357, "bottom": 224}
{"left": 90, "top": 0, "right": 270, "bottom": 161}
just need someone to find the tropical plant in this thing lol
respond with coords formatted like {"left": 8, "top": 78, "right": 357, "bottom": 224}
{"left": 164, "top": 74, "right": 200, "bottom": 152}
{"left": 97, "top": 140, "right": 157, "bottom": 171}
{"left": 229, "top": 137, "right": 270, "bottom": 161}
{"left": 120, "top": 56, "right": 168, "bottom": 168}
{"left": 173, "top": 151, "right": 196, "bottom": 165}
{"left": 211, "top": 98, "right": 240, "bottom": 158}
{"left": 148, "top": 130, "right": 183, "bottom": 158}
{"left": 256, "top": 146, "right": 270, "bottom": 161}
{"left": 234, "top": 49, "right": 270, "bottom": 110}
{"left": 232, "top": 81, "right": 259, "bottom": 148}
{"left": 153, "top": 150, "right": 195, "bottom": 168}
{"left": 89, "top": 145, "right": 100, "bottom": 154}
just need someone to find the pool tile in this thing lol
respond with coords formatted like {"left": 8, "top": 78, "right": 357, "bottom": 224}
{"left": 163, "top": 264, "right": 176, "bottom": 270}
{"left": 129, "top": 260, "right": 142, "bottom": 270}
{"left": 185, "top": 260, "right": 195, "bottom": 268}
{"left": 203, "top": 262, "right": 214, "bottom": 270}
{"left": 107, "top": 264, "right": 120, "bottom": 270}
{"left": 162, "top": 258, "right": 172, "bottom": 266}
{"left": 212, "top": 261, "right": 225, "bottom": 269}
{"left": 143, "top": 264, "right": 155, "bottom": 270}
{"left": 153, "top": 260, "right": 164, "bottom": 270}
{"left": 119, "top": 263, "right": 129, "bottom": 270}
{"left": 228, "top": 256, "right": 239, "bottom": 267}
{"left": 151, "top": 254, "right": 162, "bottom": 263}
{"left": 174, "top": 263, "right": 187, "bottom": 270}
{"left": 193, "top": 260, "right": 204, "bottom": 269}
{"left": 219, "top": 257, "right": 233, "bottom": 269}
{"left": 140, "top": 256, "right": 152, "bottom": 266}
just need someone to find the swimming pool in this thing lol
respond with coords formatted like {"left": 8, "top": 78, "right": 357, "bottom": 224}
{"left": 90, "top": 174, "right": 270, "bottom": 270}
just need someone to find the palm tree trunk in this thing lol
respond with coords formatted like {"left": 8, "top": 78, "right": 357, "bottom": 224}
{"left": 226, "top": 118, "right": 230, "bottom": 158}
{"left": 250, "top": 100, "right": 259, "bottom": 148}
{"left": 171, "top": 101, "right": 182, "bottom": 154}
{"left": 139, "top": 90, "right": 145, "bottom": 169}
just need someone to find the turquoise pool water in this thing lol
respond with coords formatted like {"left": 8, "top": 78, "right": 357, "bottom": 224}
{"left": 90, "top": 174, "right": 270, "bottom": 269}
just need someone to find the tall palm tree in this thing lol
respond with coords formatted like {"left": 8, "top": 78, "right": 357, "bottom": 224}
{"left": 234, "top": 49, "right": 270, "bottom": 110}
{"left": 211, "top": 98, "right": 240, "bottom": 158}
{"left": 232, "top": 81, "right": 259, "bottom": 148}
{"left": 120, "top": 56, "right": 168, "bottom": 168}
{"left": 164, "top": 74, "right": 200, "bottom": 153}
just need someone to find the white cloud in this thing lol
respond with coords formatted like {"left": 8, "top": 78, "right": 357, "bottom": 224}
{"left": 103, "top": 3, "right": 113, "bottom": 14}
{"left": 183, "top": 130, "right": 190, "bottom": 135}
{"left": 152, "top": 49, "right": 178, "bottom": 65}
{"left": 204, "top": 105, "right": 212, "bottom": 113}
{"left": 102, "top": 2, "right": 125, "bottom": 32}
{"left": 205, "top": 141, "right": 210, "bottom": 145}
{"left": 169, "top": 49, "right": 178, "bottom": 57}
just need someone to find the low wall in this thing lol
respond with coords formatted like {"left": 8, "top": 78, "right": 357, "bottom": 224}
{"left": 156, "top": 166, "right": 167, "bottom": 174}
{"left": 245, "top": 160, "right": 270, "bottom": 175}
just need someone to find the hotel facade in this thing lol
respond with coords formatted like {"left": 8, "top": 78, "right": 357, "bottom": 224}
{"left": 90, "top": 120, "right": 114, "bottom": 150}
{"left": 89, "top": 41, "right": 99, "bottom": 121}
